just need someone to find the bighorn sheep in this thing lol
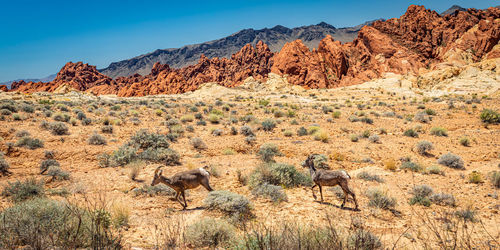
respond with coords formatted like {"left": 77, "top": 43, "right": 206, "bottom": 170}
{"left": 151, "top": 166, "right": 213, "bottom": 209}
{"left": 302, "top": 154, "right": 359, "bottom": 210}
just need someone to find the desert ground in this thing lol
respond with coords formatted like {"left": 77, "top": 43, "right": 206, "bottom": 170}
{"left": 0, "top": 63, "right": 499, "bottom": 249}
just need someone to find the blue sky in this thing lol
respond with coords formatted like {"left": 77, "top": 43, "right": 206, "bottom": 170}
{"left": 0, "top": 0, "right": 496, "bottom": 82}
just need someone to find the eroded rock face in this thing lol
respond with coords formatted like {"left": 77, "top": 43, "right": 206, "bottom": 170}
{"left": 0, "top": 85, "right": 8, "bottom": 92}
{"left": 10, "top": 5, "right": 500, "bottom": 96}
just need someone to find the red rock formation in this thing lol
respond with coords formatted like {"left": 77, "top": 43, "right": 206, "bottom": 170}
{"left": 0, "top": 85, "right": 8, "bottom": 92}
{"left": 10, "top": 5, "right": 500, "bottom": 96}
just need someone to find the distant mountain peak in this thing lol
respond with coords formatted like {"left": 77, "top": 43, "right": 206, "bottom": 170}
{"left": 316, "top": 21, "right": 335, "bottom": 29}
{"left": 441, "top": 5, "right": 466, "bottom": 15}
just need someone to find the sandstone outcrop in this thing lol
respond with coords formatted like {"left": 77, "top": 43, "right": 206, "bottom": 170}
{"left": 10, "top": 5, "right": 500, "bottom": 96}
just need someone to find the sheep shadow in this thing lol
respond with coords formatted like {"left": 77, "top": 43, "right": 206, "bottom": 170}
{"left": 313, "top": 200, "right": 360, "bottom": 211}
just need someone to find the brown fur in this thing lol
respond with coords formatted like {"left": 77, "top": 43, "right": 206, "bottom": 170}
{"left": 303, "top": 154, "right": 359, "bottom": 210}
{"left": 151, "top": 166, "right": 213, "bottom": 209}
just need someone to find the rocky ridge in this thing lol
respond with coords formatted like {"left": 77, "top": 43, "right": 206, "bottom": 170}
{"left": 10, "top": 5, "right": 500, "bottom": 97}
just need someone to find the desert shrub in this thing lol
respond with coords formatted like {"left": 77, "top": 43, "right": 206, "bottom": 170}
{"left": 208, "top": 114, "right": 221, "bottom": 124}
{"left": 1, "top": 178, "right": 45, "bottom": 202}
{"left": 139, "top": 148, "right": 180, "bottom": 166}
{"left": 283, "top": 130, "right": 293, "bottom": 137}
{"left": 274, "top": 110, "right": 285, "bottom": 118}
{"left": 82, "top": 118, "right": 92, "bottom": 126}
{"left": 204, "top": 191, "right": 253, "bottom": 220}
{"left": 20, "top": 103, "right": 36, "bottom": 112}
{"left": 249, "top": 163, "right": 312, "bottom": 188}
{"left": 365, "top": 188, "right": 396, "bottom": 210}
{"left": 128, "top": 129, "right": 170, "bottom": 150}
{"left": 468, "top": 171, "right": 482, "bottom": 183}
{"left": 409, "top": 185, "right": 433, "bottom": 207}
{"left": 490, "top": 171, "right": 500, "bottom": 188}
{"left": 47, "top": 166, "right": 70, "bottom": 181}
{"left": 257, "top": 143, "right": 282, "bottom": 163}
{"left": 307, "top": 126, "right": 321, "bottom": 135}
{"left": 400, "top": 160, "right": 423, "bottom": 172}
{"left": 425, "top": 108, "right": 436, "bottom": 115}
{"left": 191, "top": 137, "right": 207, "bottom": 151}
{"left": 212, "top": 128, "right": 223, "bottom": 136}
{"left": 251, "top": 183, "right": 288, "bottom": 203}
{"left": 88, "top": 133, "right": 107, "bottom": 145}
{"left": 459, "top": 137, "right": 470, "bottom": 146}
{"left": 332, "top": 111, "right": 341, "bottom": 119}
{"left": 15, "top": 136, "right": 44, "bottom": 149}
{"left": 49, "top": 122, "right": 69, "bottom": 135}
{"left": 348, "top": 230, "right": 382, "bottom": 250}
{"left": 101, "top": 125, "right": 113, "bottom": 134}
{"left": 403, "top": 129, "right": 418, "bottom": 137}
{"left": 416, "top": 140, "right": 433, "bottom": 155}
{"left": 230, "top": 126, "right": 238, "bottom": 135}
{"left": 426, "top": 165, "right": 444, "bottom": 175}
{"left": 368, "top": 134, "right": 380, "bottom": 143}
{"left": 429, "top": 193, "right": 456, "bottom": 207}
{"left": 245, "top": 135, "right": 256, "bottom": 145}
{"left": 108, "top": 146, "right": 137, "bottom": 167}
{"left": 455, "top": 207, "right": 477, "bottom": 222}
{"left": 297, "top": 127, "right": 308, "bottom": 136}
{"left": 313, "top": 130, "right": 329, "bottom": 143}
{"left": 430, "top": 127, "right": 448, "bottom": 137}
{"left": 261, "top": 119, "right": 276, "bottom": 132}
{"left": 305, "top": 154, "right": 330, "bottom": 169}
{"left": 357, "top": 171, "right": 384, "bottom": 183}
{"left": 384, "top": 159, "right": 397, "bottom": 171}
{"left": 0, "top": 109, "right": 12, "bottom": 115}
{"left": 185, "top": 218, "right": 235, "bottom": 248}
{"left": 0, "top": 154, "right": 10, "bottom": 176}
{"left": 480, "top": 109, "right": 499, "bottom": 124}
{"left": 350, "top": 135, "right": 359, "bottom": 142}
{"left": 180, "top": 114, "right": 194, "bottom": 123}
{"left": 240, "top": 125, "right": 254, "bottom": 136}
{"left": 15, "top": 130, "right": 30, "bottom": 138}
{"left": 414, "top": 112, "right": 430, "bottom": 123}
{"left": 40, "top": 159, "right": 60, "bottom": 174}
{"left": 437, "top": 153, "right": 464, "bottom": 169}
{"left": 76, "top": 111, "right": 86, "bottom": 120}
{"left": 361, "top": 130, "right": 371, "bottom": 138}
{"left": 0, "top": 103, "right": 17, "bottom": 112}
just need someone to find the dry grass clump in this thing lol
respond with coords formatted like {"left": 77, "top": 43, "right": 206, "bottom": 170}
{"left": 184, "top": 218, "right": 235, "bottom": 248}
{"left": 437, "top": 153, "right": 464, "bottom": 169}
{"left": 203, "top": 190, "right": 253, "bottom": 221}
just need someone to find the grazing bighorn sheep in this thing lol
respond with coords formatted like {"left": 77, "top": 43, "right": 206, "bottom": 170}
{"left": 151, "top": 166, "right": 213, "bottom": 209}
{"left": 302, "top": 154, "right": 359, "bottom": 210}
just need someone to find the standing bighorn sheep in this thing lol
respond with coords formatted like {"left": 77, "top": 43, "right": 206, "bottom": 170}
{"left": 151, "top": 166, "right": 213, "bottom": 209}
{"left": 302, "top": 154, "right": 359, "bottom": 210}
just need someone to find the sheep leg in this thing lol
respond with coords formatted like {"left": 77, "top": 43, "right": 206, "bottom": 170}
{"left": 319, "top": 185, "right": 324, "bottom": 202}
{"left": 341, "top": 189, "right": 348, "bottom": 208}
{"left": 181, "top": 190, "right": 188, "bottom": 209}
{"left": 311, "top": 184, "right": 317, "bottom": 200}
{"left": 175, "top": 191, "right": 184, "bottom": 209}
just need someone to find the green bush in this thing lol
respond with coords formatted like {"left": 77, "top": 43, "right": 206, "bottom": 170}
{"left": 251, "top": 183, "right": 288, "bottom": 203}
{"left": 191, "top": 137, "right": 207, "bottom": 150}
{"left": 185, "top": 218, "right": 235, "bottom": 248}
{"left": 15, "top": 136, "right": 44, "bottom": 149}
{"left": 0, "top": 154, "right": 10, "bottom": 176}
{"left": 49, "top": 122, "right": 69, "bottom": 135}
{"left": 490, "top": 171, "right": 500, "bottom": 188}
{"left": 250, "top": 163, "right": 312, "bottom": 188}
{"left": 204, "top": 191, "right": 253, "bottom": 220}
{"left": 400, "top": 161, "right": 423, "bottom": 172}
{"left": 128, "top": 129, "right": 170, "bottom": 150}
{"left": 47, "top": 167, "right": 70, "bottom": 181}
{"left": 348, "top": 230, "right": 382, "bottom": 250}
{"left": 366, "top": 188, "right": 396, "bottom": 210}
{"left": 409, "top": 185, "right": 433, "bottom": 207}
{"left": 261, "top": 119, "right": 276, "bottom": 132}
{"left": 240, "top": 125, "right": 254, "bottom": 136}
{"left": 1, "top": 178, "right": 45, "bottom": 202}
{"left": 430, "top": 127, "right": 448, "bottom": 137}
{"left": 297, "top": 127, "right": 308, "bottom": 136}
{"left": 40, "top": 159, "right": 60, "bottom": 174}
{"left": 429, "top": 193, "right": 456, "bottom": 207}
{"left": 416, "top": 140, "right": 433, "bottom": 155}
{"left": 403, "top": 129, "right": 418, "bottom": 137}
{"left": 257, "top": 143, "right": 282, "bottom": 163}
{"left": 88, "top": 133, "right": 107, "bottom": 145}
{"left": 357, "top": 171, "right": 384, "bottom": 183}
{"left": 437, "top": 153, "right": 464, "bottom": 169}
{"left": 480, "top": 109, "right": 499, "bottom": 124}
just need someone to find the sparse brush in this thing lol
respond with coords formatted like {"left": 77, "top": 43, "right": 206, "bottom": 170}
{"left": 459, "top": 137, "right": 470, "bottom": 146}
{"left": 127, "top": 161, "right": 143, "bottom": 181}
{"left": 261, "top": 119, "right": 276, "bottom": 131}
{"left": 15, "top": 136, "right": 44, "bottom": 149}
{"left": 403, "top": 129, "right": 418, "bottom": 137}
{"left": 48, "top": 122, "right": 69, "bottom": 135}
{"left": 88, "top": 133, "right": 107, "bottom": 145}
{"left": 313, "top": 130, "right": 329, "bottom": 143}
{"left": 438, "top": 153, "right": 464, "bottom": 169}
{"left": 490, "top": 171, "right": 500, "bottom": 188}
{"left": 203, "top": 190, "right": 253, "bottom": 221}
{"left": 429, "top": 193, "right": 456, "bottom": 207}
{"left": 430, "top": 127, "right": 448, "bottom": 137}
{"left": 416, "top": 140, "right": 433, "bottom": 155}
{"left": 480, "top": 109, "right": 499, "bottom": 124}
{"left": 190, "top": 137, "right": 207, "bottom": 151}
{"left": 1, "top": 178, "right": 45, "bottom": 202}
{"left": 426, "top": 165, "right": 444, "bottom": 175}
{"left": 409, "top": 185, "right": 433, "bottom": 207}
{"left": 0, "top": 154, "right": 10, "bottom": 176}
{"left": 357, "top": 171, "right": 384, "bottom": 183}
{"left": 468, "top": 171, "right": 482, "bottom": 183}
{"left": 400, "top": 160, "right": 423, "bottom": 172}
{"left": 251, "top": 183, "right": 288, "bottom": 203}
{"left": 257, "top": 143, "right": 282, "bottom": 163}
{"left": 184, "top": 218, "right": 235, "bottom": 248}
{"left": 365, "top": 188, "right": 396, "bottom": 210}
